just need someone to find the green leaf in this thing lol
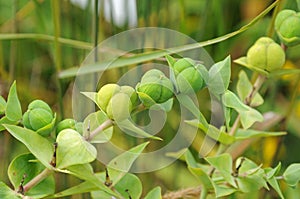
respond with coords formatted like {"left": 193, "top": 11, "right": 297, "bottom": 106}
{"left": 222, "top": 90, "right": 264, "bottom": 129}
{"left": 265, "top": 162, "right": 282, "bottom": 179}
{"left": 57, "top": 164, "right": 118, "bottom": 197}
{"left": 117, "top": 119, "right": 162, "bottom": 140}
{"left": 283, "top": 163, "right": 300, "bottom": 187}
{"left": 188, "top": 167, "right": 214, "bottom": 189}
{"left": 58, "top": 0, "right": 279, "bottom": 79}
{"left": 91, "top": 173, "right": 142, "bottom": 199}
{"left": 235, "top": 129, "right": 286, "bottom": 140}
{"left": 268, "top": 69, "right": 300, "bottom": 77}
{"left": 237, "top": 70, "right": 264, "bottom": 107}
{"left": 8, "top": 153, "right": 55, "bottom": 198}
{"left": 144, "top": 187, "right": 162, "bottom": 199}
{"left": 185, "top": 120, "right": 235, "bottom": 145}
{"left": 267, "top": 176, "right": 285, "bottom": 199}
{"left": 6, "top": 81, "right": 22, "bottom": 122}
{"left": 208, "top": 56, "right": 231, "bottom": 97}
{"left": 0, "top": 116, "right": 18, "bottom": 132}
{"left": 107, "top": 142, "right": 149, "bottom": 185}
{"left": 0, "top": 96, "right": 6, "bottom": 114}
{"left": 83, "top": 111, "right": 113, "bottom": 143}
{"left": 185, "top": 150, "right": 213, "bottom": 189}
{"left": 176, "top": 94, "right": 208, "bottom": 128}
{"left": 80, "top": 92, "right": 101, "bottom": 109}
{"left": 205, "top": 153, "right": 237, "bottom": 187}
{"left": 4, "top": 124, "right": 53, "bottom": 169}
{"left": 0, "top": 181, "right": 22, "bottom": 199}
{"left": 213, "top": 184, "right": 237, "bottom": 198}
{"left": 236, "top": 157, "right": 268, "bottom": 192}
{"left": 56, "top": 129, "right": 97, "bottom": 169}
{"left": 234, "top": 57, "right": 269, "bottom": 75}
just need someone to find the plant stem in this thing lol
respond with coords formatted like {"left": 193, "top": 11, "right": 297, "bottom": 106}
{"left": 86, "top": 119, "right": 113, "bottom": 141}
{"left": 22, "top": 168, "right": 53, "bottom": 193}
{"left": 51, "top": 0, "right": 64, "bottom": 119}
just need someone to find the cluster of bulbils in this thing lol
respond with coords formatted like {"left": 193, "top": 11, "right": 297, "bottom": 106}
{"left": 95, "top": 57, "right": 206, "bottom": 121}
{"left": 21, "top": 8, "right": 299, "bottom": 136}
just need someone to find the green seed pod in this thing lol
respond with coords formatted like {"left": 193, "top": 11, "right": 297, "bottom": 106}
{"left": 246, "top": 37, "right": 285, "bottom": 72}
{"left": 23, "top": 100, "right": 56, "bottom": 137}
{"left": 137, "top": 69, "right": 174, "bottom": 107}
{"left": 96, "top": 84, "right": 121, "bottom": 111}
{"left": 106, "top": 92, "right": 133, "bottom": 121}
{"left": 173, "top": 58, "right": 205, "bottom": 94}
{"left": 275, "top": 9, "right": 300, "bottom": 46}
{"left": 56, "top": 118, "right": 76, "bottom": 135}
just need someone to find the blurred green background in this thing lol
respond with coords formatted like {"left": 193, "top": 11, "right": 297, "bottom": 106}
{"left": 1, "top": 0, "right": 300, "bottom": 198}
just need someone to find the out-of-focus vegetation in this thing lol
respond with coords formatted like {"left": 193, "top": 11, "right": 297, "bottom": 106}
{"left": 1, "top": 0, "right": 300, "bottom": 198}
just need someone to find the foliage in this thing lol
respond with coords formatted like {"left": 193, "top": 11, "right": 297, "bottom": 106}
{"left": 1, "top": 0, "right": 300, "bottom": 199}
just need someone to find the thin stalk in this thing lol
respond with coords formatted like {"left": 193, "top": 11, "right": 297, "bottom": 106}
{"left": 86, "top": 119, "right": 113, "bottom": 141}
{"left": 51, "top": 0, "right": 64, "bottom": 118}
{"left": 0, "top": 33, "right": 93, "bottom": 50}
{"left": 267, "top": 0, "right": 284, "bottom": 37}
{"left": 200, "top": 188, "right": 208, "bottom": 199}
{"left": 94, "top": 0, "right": 99, "bottom": 62}
{"left": 22, "top": 168, "right": 53, "bottom": 193}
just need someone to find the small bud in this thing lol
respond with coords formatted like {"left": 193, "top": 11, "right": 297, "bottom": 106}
{"left": 173, "top": 58, "right": 205, "bottom": 94}
{"left": 56, "top": 118, "right": 76, "bottom": 135}
{"left": 23, "top": 100, "right": 55, "bottom": 136}
{"left": 275, "top": 9, "right": 300, "bottom": 46}
{"left": 246, "top": 37, "right": 285, "bottom": 72}
{"left": 136, "top": 69, "right": 174, "bottom": 107}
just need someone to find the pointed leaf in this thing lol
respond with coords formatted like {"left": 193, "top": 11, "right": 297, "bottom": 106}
{"left": 0, "top": 116, "right": 18, "bottom": 132}
{"left": 144, "top": 187, "right": 162, "bottom": 199}
{"left": 186, "top": 120, "right": 235, "bottom": 145}
{"left": 267, "top": 176, "right": 285, "bottom": 199}
{"left": 185, "top": 150, "right": 213, "bottom": 189}
{"left": 265, "top": 162, "right": 282, "bottom": 179}
{"left": 4, "top": 124, "right": 53, "bottom": 169}
{"left": 213, "top": 184, "right": 237, "bottom": 198}
{"left": 166, "top": 55, "right": 179, "bottom": 93}
{"left": 234, "top": 57, "right": 269, "bottom": 75}
{"left": 222, "top": 90, "right": 264, "bottom": 129}
{"left": 6, "top": 81, "right": 22, "bottom": 121}
{"left": 283, "top": 163, "right": 300, "bottom": 187}
{"left": 83, "top": 111, "right": 113, "bottom": 143}
{"left": 237, "top": 70, "right": 264, "bottom": 107}
{"left": 107, "top": 142, "right": 149, "bottom": 185}
{"left": 56, "top": 129, "right": 97, "bottom": 168}
{"left": 81, "top": 92, "right": 102, "bottom": 110}
{"left": 205, "top": 153, "right": 236, "bottom": 187}
{"left": 208, "top": 56, "right": 231, "bottom": 97}
{"left": 235, "top": 129, "right": 286, "bottom": 140}
{"left": 58, "top": 164, "right": 118, "bottom": 197}
{"left": 177, "top": 94, "right": 208, "bottom": 128}
{"left": 117, "top": 119, "right": 162, "bottom": 140}
{"left": 0, "top": 182, "right": 22, "bottom": 199}
{"left": 8, "top": 153, "right": 55, "bottom": 198}
{"left": 0, "top": 96, "right": 6, "bottom": 114}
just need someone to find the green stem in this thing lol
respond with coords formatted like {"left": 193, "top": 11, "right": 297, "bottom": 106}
{"left": 22, "top": 168, "right": 53, "bottom": 193}
{"left": 0, "top": 33, "right": 93, "bottom": 50}
{"left": 51, "top": 0, "right": 64, "bottom": 118}
{"left": 200, "top": 188, "right": 208, "bottom": 199}
{"left": 86, "top": 119, "right": 113, "bottom": 141}
{"left": 267, "top": 0, "right": 283, "bottom": 37}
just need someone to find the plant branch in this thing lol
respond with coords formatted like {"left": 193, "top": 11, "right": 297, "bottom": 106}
{"left": 22, "top": 168, "right": 53, "bottom": 193}
{"left": 162, "top": 186, "right": 202, "bottom": 199}
{"left": 86, "top": 119, "right": 113, "bottom": 141}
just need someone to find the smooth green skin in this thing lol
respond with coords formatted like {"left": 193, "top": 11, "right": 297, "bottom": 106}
{"left": 96, "top": 84, "right": 121, "bottom": 111}
{"left": 275, "top": 9, "right": 300, "bottom": 46}
{"left": 56, "top": 118, "right": 76, "bottom": 135}
{"left": 137, "top": 69, "right": 174, "bottom": 104}
{"left": 120, "top": 85, "right": 138, "bottom": 105}
{"left": 246, "top": 37, "right": 285, "bottom": 72}
{"left": 23, "top": 100, "right": 55, "bottom": 137}
{"left": 106, "top": 92, "right": 132, "bottom": 121}
{"left": 173, "top": 58, "right": 204, "bottom": 94}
